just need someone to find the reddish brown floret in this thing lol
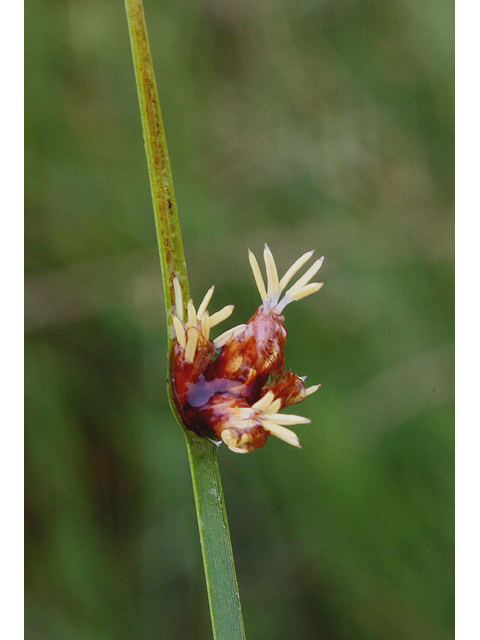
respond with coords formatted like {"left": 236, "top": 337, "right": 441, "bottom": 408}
{"left": 170, "top": 307, "right": 306, "bottom": 451}
{"left": 169, "top": 246, "right": 322, "bottom": 453}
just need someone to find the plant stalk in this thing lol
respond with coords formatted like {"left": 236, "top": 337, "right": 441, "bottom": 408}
{"left": 124, "top": 1, "right": 246, "bottom": 638}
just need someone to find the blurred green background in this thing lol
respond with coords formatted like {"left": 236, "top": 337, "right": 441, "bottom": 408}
{"left": 25, "top": 0, "right": 454, "bottom": 638}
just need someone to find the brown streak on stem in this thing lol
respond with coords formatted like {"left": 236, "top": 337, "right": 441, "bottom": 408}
{"left": 125, "top": 0, "right": 189, "bottom": 317}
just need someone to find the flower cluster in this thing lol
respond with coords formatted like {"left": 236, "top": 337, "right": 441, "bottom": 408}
{"left": 170, "top": 245, "right": 323, "bottom": 453}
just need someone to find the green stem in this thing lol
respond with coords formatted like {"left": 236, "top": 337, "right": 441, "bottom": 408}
{"left": 124, "top": 0, "right": 188, "bottom": 309}
{"left": 124, "top": 2, "right": 246, "bottom": 638}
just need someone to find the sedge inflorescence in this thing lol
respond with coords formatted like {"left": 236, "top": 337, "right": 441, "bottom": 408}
{"left": 170, "top": 245, "right": 323, "bottom": 453}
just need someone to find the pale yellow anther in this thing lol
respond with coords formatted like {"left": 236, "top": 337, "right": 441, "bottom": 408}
{"left": 209, "top": 305, "right": 234, "bottom": 329}
{"left": 184, "top": 328, "right": 198, "bottom": 363}
{"left": 173, "top": 277, "right": 184, "bottom": 323}
{"left": 228, "top": 445, "right": 249, "bottom": 454}
{"left": 248, "top": 249, "right": 268, "bottom": 300}
{"left": 213, "top": 324, "right": 247, "bottom": 350}
{"left": 201, "top": 311, "right": 210, "bottom": 341}
{"left": 286, "top": 282, "right": 323, "bottom": 301}
{"left": 304, "top": 384, "right": 321, "bottom": 397}
{"left": 221, "top": 429, "right": 236, "bottom": 446}
{"left": 278, "top": 250, "right": 315, "bottom": 293}
{"left": 197, "top": 286, "right": 215, "bottom": 321}
{"left": 171, "top": 314, "right": 186, "bottom": 348}
{"left": 286, "top": 257, "right": 324, "bottom": 297}
{"left": 187, "top": 299, "right": 197, "bottom": 328}
{"left": 266, "top": 413, "right": 311, "bottom": 426}
{"left": 264, "top": 244, "right": 279, "bottom": 298}
{"left": 221, "top": 429, "right": 249, "bottom": 454}
{"left": 252, "top": 391, "right": 275, "bottom": 412}
{"left": 265, "top": 398, "right": 282, "bottom": 415}
{"left": 221, "top": 430, "right": 232, "bottom": 444}
{"left": 261, "top": 421, "right": 301, "bottom": 448}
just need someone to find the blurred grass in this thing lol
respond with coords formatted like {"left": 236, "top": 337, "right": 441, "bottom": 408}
{"left": 25, "top": 1, "right": 454, "bottom": 639}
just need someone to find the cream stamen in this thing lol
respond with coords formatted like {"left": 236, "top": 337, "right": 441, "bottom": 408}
{"left": 197, "top": 286, "right": 215, "bottom": 321}
{"left": 213, "top": 324, "right": 247, "bottom": 349}
{"left": 173, "top": 277, "right": 184, "bottom": 323}
{"left": 261, "top": 422, "right": 301, "bottom": 448}
{"left": 304, "top": 384, "right": 321, "bottom": 396}
{"left": 278, "top": 250, "right": 315, "bottom": 293}
{"left": 248, "top": 249, "right": 268, "bottom": 301}
{"left": 184, "top": 328, "right": 198, "bottom": 363}
{"left": 209, "top": 305, "right": 234, "bottom": 328}
{"left": 264, "top": 244, "right": 280, "bottom": 299}
{"left": 187, "top": 300, "right": 197, "bottom": 328}
{"left": 172, "top": 314, "right": 186, "bottom": 348}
